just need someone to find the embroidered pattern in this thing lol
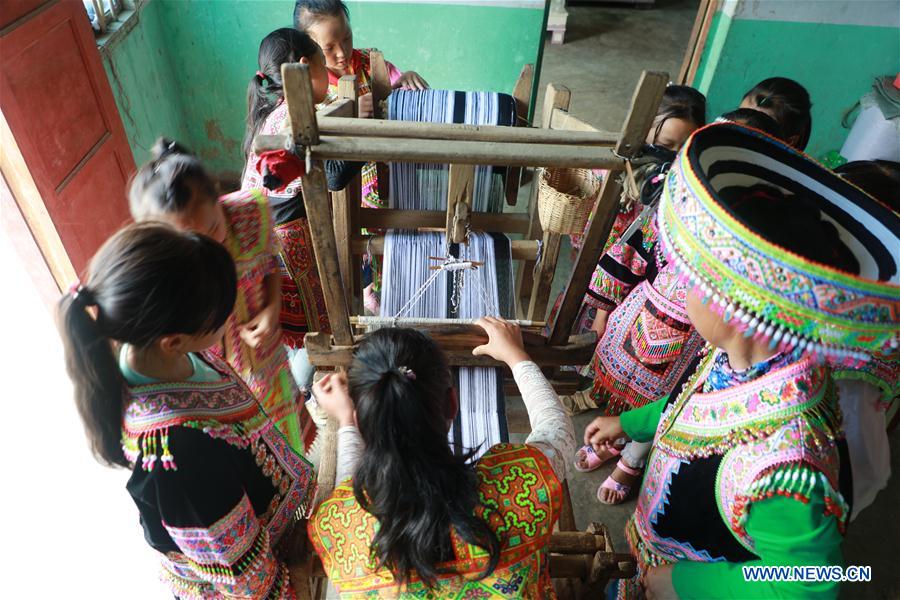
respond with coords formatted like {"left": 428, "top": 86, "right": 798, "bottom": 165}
{"left": 309, "top": 444, "right": 561, "bottom": 598}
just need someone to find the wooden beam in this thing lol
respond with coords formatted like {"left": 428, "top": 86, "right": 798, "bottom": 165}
{"left": 445, "top": 164, "right": 475, "bottom": 244}
{"left": 281, "top": 63, "right": 319, "bottom": 146}
{"left": 315, "top": 117, "right": 615, "bottom": 145}
{"left": 517, "top": 84, "right": 572, "bottom": 305}
{"left": 368, "top": 50, "right": 392, "bottom": 120}
{"left": 300, "top": 168, "right": 354, "bottom": 345}
{"left": 549, "top": 108, "right": 613, "bottom": 135}
{"left": 549, "top": 71, "right": 668, "bottom": 346}
{"left": 351, "top": 236, "right": 539, "bottom": 260}
{"left": 506, "top": 63, "right": 536, "bottom": 207}
{"left": 317, "top": 98, "right": 354, "bottom": 119}
{"left": 331, "top": 76, "right": 359, "bottom": 308}
{"left": 527, "top": 231, "right": 563, "bottom": 321}
{"left": 304, "top": 330, "right": 597, "bottom": 368}
{"left": 357, "top": 208, "right": 531, "bottom": 233}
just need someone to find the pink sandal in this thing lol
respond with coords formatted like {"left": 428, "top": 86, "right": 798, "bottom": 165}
{"left": 596, "top": 459, "right": 642, "bottom": 505}
{"left": 573, "top": 444, "right": 620, "bottom": 473}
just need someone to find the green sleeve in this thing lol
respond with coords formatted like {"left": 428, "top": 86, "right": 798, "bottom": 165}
{"left": 671, "top": 490, "right": 843, "bottom": 599}
{"left": 619, "top": 396, "right": 668, "bottom": 442}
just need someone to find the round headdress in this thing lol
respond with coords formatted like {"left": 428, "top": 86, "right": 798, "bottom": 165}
{"left": 658, "top": 123, "right": 900, "bottom": 362}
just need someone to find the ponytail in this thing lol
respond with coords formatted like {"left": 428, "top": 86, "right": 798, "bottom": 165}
{"left": 58, "top": 290, "right": 128, "bottom": 467}
{"left": 56, "top": 223, "right": 238, "bottom": 468}
{"left": 243, "top": 28, "right": 321, "bottom": 157}
{"left": 349, "top": 328, "right": 501, "bottom": 588}
{"left": 129, "top": 137, "right": 217, "bottom": 220}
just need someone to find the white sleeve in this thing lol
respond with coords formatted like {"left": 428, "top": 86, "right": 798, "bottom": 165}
{"left": 512, "top": 360, "right": 576, "bottom": 481}
{"left": 335, "top": 425, "right": 365, "bottom": 484}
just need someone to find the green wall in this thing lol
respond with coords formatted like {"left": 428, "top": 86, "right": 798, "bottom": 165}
{"left": 101, "top": 0, "right": 190, "bottom": 165}
{"left": 692, "top": 2, "right": 900, "bottom": 159}
{"left": 103, "top": 0, "right": 547, "bottom": 178}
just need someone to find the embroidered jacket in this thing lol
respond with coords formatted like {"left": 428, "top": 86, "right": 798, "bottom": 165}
{"left": 216, "top": 189, "right": 304, "bottom": 452}
{"left": 123, "top": 352, "right": 317, "bottom": 599}
{"left": 615, "top": 351, "right": 847, "bottom": 599}
{"left": 309, "top": 444, "right": 562, "bottom": 599}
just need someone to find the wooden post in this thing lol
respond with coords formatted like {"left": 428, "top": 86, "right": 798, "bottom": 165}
{"left": 445, "top": 164, "right": 475, "bottom": 244}
{"left": 282, "top": 63, "right": 319, "bottom": 146}
{"left": 518, "top": 83, "right": 571, "bottom": 310}
{"left": 549, "top": 71, "right": 667, "bottom": 346}
{"left": 368, "top": 50, "right": 392, "bottom": 203}
{"left": 332, "top": 75, "right": 359, "bottom": 309}
{"left": 526, "top": 230, "right": 563, "bottom": 320}
{"left": 505, "top": 63, "right": 534, "bottom": 207}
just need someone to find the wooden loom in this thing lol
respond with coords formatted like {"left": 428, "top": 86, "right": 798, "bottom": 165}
{"left": 255, "top": 59, "right": 667, "bottom": 599}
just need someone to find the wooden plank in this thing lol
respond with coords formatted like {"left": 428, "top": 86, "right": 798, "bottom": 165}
{"left": 686, "top": 0, "right": 719, "bottom": 86}
{"left": 368, "top": 50, "right": 392, "bottom": 120}
{"left": 549, "top": 71, "right": 667, "bottom": 346}
{"left": 527, "top": 231, "right": 563, "bottom": 321}
{"left": 351, "top": 236, "right": 539, "bottom": 260}
{"left": 549, "top": 108, "right": 614, "bottom": 135}
{"left": 305, "top": 331, "right": 597, "bottom": 368}
{"left": 282, "top": 63, "right": 319, "bottom": 146}
{"left": 311, "top": 117, "right": 616, "bottom": 145}
{"left": 331, "top": 76, "right": 359, "bottom": 308}
{"left": 678, "top": 0, "right": 716, "bottom": 85}
{"left": 357, "top": 207, "right": 531, "bottom": 233}
{"left": 317, "top": 98, "right": 354, "bottom": 119}
{"left": 293, "top": 136, "right": 624, "bottom": 173}
{"left": 517, "top": 84, "right": 572, "bottom": 305}
{"left": 506, "top": 63, "right": 535, "bottom": 206}
{"left": 445, "top": 164, "right": 475, "bottom": 244}
{"left": 300, "top": 168, "right": 354, "bottom": 345}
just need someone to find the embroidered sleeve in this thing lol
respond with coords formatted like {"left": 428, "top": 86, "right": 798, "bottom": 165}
{"left": 583, "top": 204, "right": 648, "bottom": 310}
{"left": 513, "top": 360, "right": 576, "bottom": 480}
{"left": 671, "top": 493, "right": 843, "bottom": 599}
{"left": 148, "top": 429, "right": 295, "bottom": 599}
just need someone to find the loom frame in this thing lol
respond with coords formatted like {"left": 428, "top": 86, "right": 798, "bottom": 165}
{"left": 257, "top": 61, "right": 666, "bottom": 600}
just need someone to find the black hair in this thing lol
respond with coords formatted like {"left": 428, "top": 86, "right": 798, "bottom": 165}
{"left": 835, "top": 160, "right": 900, "bottom": 213}
{"left": 725, "top": 184, "right": 859, "bottom": 273}
{"left": 742, "top": 77, "right": 812, "bottom": 150}
{"left": 129, "top": 138, "right": 217, "bottom": 219}
{"left": 243, "top": 28, "right": 321, "bottom": 157}
{"left": 348, "top": 328, "right": 501, "bottom": 588}
{"left": 294, "top": 0, "right": 350, "bottom": 29}
{"left": 57, "top": 222, "right": 237, "bottom": 467}
{"left": 718, "top": 108, "right": 785, "bottom": 140}
{"left": 650, "top": 85, "right": 707, "bottom": 144}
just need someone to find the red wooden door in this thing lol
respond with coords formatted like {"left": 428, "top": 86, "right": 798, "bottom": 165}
{"left": 1, "top": 0, "right": 135, "bottom": 277}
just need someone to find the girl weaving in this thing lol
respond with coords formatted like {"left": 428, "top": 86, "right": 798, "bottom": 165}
{"left": 586, "top": 123, "right": 899, "bottom": 598}
{"left": 308, "top": 318, "right": 576, "bottom": 598}
{"left": 57, "top": 223, "right": 316, "bottom": 598}
{"left": 130, "top": 139, "right": 313, "bottom": 454}
{"left": 569, "top": 85, "right": 707, "bottom": 505}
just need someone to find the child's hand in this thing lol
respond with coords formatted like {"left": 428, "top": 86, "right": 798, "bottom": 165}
{"left": 591, "top": 309, "right": 609, "bottom": 338}
{"left": 240, "top": 303, "right": 281, "bottom": 349}
{"left": 472, "top": 317, "right": 530, "bottom": 367}
{"left": 393, "top": 71, "right": 429, "bottom": 91}
{"left": 644, "top": 564, "right": 677, "bottom": 600}
{"left": 358, "top": 93, "right": 374, "bottom": 118}
{"left": 312, "top": 372, "right": 355, "bottom": 427}
{"left": 584, "top": 416, "right": 625, "bottom": 452}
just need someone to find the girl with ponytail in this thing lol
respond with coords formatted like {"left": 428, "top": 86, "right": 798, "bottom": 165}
{"left": 130, "top": 137, "right": 314, "bottom": 456}
{"left": 241, "top": 28, "right": 362, "bottom": 390}
{"left": 58, "top": 223, "right": 316, "bottom": 598}
{"left": 309, "top": 318, "right": 576, "bottom": 597}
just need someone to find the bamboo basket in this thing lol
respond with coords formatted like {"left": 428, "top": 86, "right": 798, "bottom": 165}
{"left": 537, "top": 168, "right": 600, "bottom": 235}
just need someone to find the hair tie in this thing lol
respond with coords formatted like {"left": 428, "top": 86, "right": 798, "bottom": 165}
{"left": 69, "top": 281, "right": 95, "bottom": 306}
{"left": 396, "top": 366, "right": 416, "bottom": 381}
{"left": 256, "top": 70, "right": 266, "bottom": 82}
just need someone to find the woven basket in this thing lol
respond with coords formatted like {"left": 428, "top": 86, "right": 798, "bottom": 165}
{"left": 537, "top": 168, "right": 600, "bottom": 235}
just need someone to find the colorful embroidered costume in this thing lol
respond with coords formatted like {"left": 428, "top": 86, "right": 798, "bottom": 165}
{"left": 615, "top": 123, "right": 900, "bottom": 598}
{"left": 217, "top": 189, "right": 310, "bottom": 452}
{"left": 318, "top": 48, "right": 402, "bottom": 210}
{"left": 310, "top": 444, "right": 562, "bottom": 599}
{"left": 242, "top": 102, "right": 332, "bottom": 348}
{"left": 122, "top": 351, "right": 317, "bottom": 599}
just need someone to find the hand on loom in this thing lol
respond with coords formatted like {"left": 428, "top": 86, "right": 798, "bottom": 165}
{"left": 393, "top": 71, "right": 429, "bottom": 91}
{"left": 312, "top": 372, "right": 356, "bottom": 427}
{"left": 472, "top": 317, "right": 530, "bottom": 367}
{"left": 358, "top": 93, "right": 374, "bottom": 119}
{"left": 584, "top": 415, "right": 626, "bottom": 454}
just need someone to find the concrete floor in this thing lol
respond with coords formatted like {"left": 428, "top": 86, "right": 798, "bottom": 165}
{"left": 516, "top": 3, "right": 900, "bottom": 597}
